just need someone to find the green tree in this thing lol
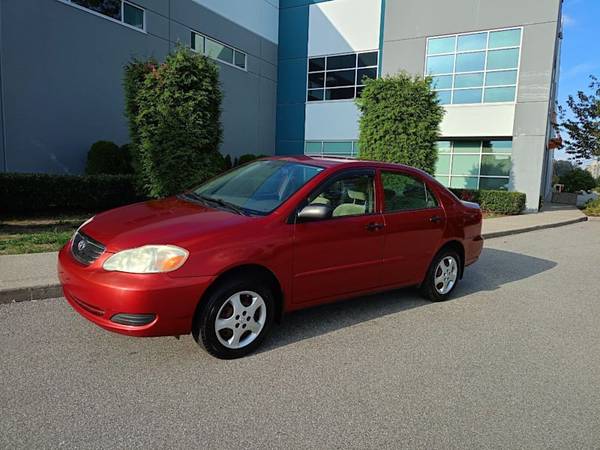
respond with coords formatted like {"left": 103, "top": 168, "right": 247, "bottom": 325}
{"left": 558, "top": 75, "right": 600, "bottom": 160}
{"left": 134, "top": 46, "right": 224, "bottom": 197}
{"left": 85, "top": 141, "right": 131, "bottom": 175}
{"left": 559, "top": 167, "right": 596, "bottom": 192}
{"left": 356, "top": 73, "right": 444, "bottom": 174}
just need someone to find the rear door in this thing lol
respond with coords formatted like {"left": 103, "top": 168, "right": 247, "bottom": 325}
{"left": 379, "top": 170, "right": 446, "bottom": 287}
{"left": 292, "top": 169, "right": 385, "bottom": 304}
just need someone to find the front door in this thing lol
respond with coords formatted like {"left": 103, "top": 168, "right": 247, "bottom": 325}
{"left": 292, "top": 170, "right": 385, "bottom": 304}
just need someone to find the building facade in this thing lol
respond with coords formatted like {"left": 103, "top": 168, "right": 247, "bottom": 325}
{"left": 0, "top": 0, "right": 562, "bottom": 210}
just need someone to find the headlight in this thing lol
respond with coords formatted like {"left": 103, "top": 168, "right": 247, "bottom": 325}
{"left": 103, "top": 245, "right": 189, "bottom": 274}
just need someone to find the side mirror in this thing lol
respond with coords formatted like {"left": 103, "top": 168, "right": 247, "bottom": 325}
{"left": 297, "top": 204, "right": 332, "bottom": 222}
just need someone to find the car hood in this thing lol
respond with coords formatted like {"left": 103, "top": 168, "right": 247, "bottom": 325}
{"left": 81, "top": 196, "right": 253, "bottom": 252}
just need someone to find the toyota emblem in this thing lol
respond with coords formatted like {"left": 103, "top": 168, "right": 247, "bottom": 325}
{"left": 77, "top": 240, "right": 87, "bottom": 252}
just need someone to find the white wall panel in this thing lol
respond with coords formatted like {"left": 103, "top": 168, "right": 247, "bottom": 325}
{"left": 308, "top": 0, "right": 381, "bottom": 56}
{"left": 192, "top": 0, "right": 278, "bottom": 43}
{"left": 440, "top": 104, "right": 515, "bottom": 137}
{"left": 305, "top": 102, "right": 360, "bottom": 141}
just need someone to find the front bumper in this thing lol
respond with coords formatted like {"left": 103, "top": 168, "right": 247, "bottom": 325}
{"left": 58, "top": 243, "right": 215, "bottom": 337}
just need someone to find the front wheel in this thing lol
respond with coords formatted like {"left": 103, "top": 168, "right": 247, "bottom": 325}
{"left": 420, "top": 250, "right": 461, "bottom": 302}
{"left": 192, "top": 276, "right": 275, "bottom": 359}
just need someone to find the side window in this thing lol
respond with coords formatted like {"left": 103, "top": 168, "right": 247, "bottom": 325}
{"left": 308, "top": 174, "right": 375, "bottom": 218}
{"left": 382, "top": 172, "right": 438, "bottom": 212}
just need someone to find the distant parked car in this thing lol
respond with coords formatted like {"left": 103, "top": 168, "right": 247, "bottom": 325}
{"left": 58, "top": 157, "right": 483, "bottom": 358}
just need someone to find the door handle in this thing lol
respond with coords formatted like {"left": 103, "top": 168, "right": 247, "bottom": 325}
{"left": 365, "top": 222, "right": 385, "bottom": 231}
{"left": 429, "top": 215, "right": 443, "bottom": 223}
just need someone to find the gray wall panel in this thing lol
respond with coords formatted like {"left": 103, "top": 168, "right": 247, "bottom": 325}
{"left": 0, "top": 0, "right": 277, "bottom": 173}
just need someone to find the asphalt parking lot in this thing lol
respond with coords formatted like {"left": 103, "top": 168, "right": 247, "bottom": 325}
{"left": 1, "top": 221, "right": 599, "bottom": 449}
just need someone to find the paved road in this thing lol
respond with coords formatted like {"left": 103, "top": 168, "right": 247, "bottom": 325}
{"left": 1, "top": 222, "right": 600, "bottom": 449}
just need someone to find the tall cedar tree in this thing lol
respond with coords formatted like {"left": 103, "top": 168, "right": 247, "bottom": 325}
{"left": 357, "top": 73, "right": 444, "bottom": 174}
{"left": 558, "top": 75, "right": 600, "bottom": 160}
{"left": 134, "top": 47, "right": 223, "bottom": 197}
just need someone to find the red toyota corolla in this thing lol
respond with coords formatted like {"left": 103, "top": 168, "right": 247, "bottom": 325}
{"left": 58, "top": 156, "right": 483, "bottom": 358}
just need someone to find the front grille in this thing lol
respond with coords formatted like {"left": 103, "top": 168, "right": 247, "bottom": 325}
{"left": 71, "top": 231, "right": 105, "bottom": 265}
{"left": 72, "top": 296, "right": 105, "bottom": 316}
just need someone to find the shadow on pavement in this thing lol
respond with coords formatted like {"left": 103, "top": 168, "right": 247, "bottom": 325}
{"left": 260, "top": 248, "right": 556, "bottom": 353}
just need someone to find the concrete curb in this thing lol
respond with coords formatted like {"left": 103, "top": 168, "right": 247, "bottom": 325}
{"left": 0, "top": 216, "right": 591, "bottom": 305}
{"left": 482, "top": 216, "right": 589, "bottom": 240}
{"left": 0, "top": 284, "right": 62, "bottom": 305}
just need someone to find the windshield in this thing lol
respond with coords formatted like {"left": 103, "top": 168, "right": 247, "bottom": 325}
{"left": 190, "top": 160, "right": 324, "bottom": 215}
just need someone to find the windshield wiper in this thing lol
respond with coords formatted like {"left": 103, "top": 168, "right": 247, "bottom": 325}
{"left": 197, "top": 195, "right": 248, "bottom": 216}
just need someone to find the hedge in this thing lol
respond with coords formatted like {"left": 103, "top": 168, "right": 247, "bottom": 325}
{"left": 450, "top": 188, "right": 526, "bottom": 215}
{"left": 0, "top": 173, "right": 140, "bottom": 214}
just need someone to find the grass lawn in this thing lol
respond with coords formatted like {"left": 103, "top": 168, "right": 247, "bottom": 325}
{"left": 0, "top": 214, "right": 91, "bottom": 255}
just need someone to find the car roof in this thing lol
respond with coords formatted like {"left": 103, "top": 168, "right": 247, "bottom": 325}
{"left": 263, "top": 155, "right": 424, "bottom": 173}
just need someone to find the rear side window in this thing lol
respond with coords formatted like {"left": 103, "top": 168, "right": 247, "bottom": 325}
{"left": 381, "top": 172, "right": 438, "bottom": 212}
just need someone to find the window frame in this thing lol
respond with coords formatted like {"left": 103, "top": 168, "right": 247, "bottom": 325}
{"left": 306, "top": 51, "right": 379, "bottom": 103}
{"left": 434, "top": 139, "right": 513, "bottom": 190}
{"left": 190, "top": 30, "right": 248, "bottom": 72}
{"left": 59, "top": 0, "right": 146, "bottom": 32}
{"left": 304, "top": 140, "right": 360, "bottom": 158}
{"left": 292, "top": 169, "right": 378, "bottom": 223}
{"left": 379, "top": 170, "right": 441, "bottom": 214}
{"left": 424, "top": 26, "right": 523, "bottom": 106}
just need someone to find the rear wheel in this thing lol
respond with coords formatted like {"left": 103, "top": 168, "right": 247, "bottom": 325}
{"left": 420, "top": 249, "right": 461, "bottom": 302}
{"left": 193, "top": 276, "right": 275, "bottom": 359}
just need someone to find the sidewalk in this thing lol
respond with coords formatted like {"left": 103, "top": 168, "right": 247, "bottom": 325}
{"left": 0, "top": 203, "right": 589, "bottom": 304}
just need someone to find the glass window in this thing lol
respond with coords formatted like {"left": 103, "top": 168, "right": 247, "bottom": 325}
{"left": 434, "top": 140, "right": 512, "bottom": 191}
{"left": 72, "top": 0, "right": 121, "bottom": 20}
{"left": 453, "top": 88, "right": 482, "bottom": 104}
{"left": 435, "top": 154, "right": 451, "bottom": 174}
{"left": 358, "top": 52, "right": 378, "bottom": 67}
{"left": 308, "top": 175, "right": 375, "bottom": 218}
{"left": 357, "top": 68, "right": 377, "bottom": 84}
{"left": 457, "top": 33, "right": 487, "bottom": 51}
{"left": 193, "top": 160, "right": 323, "bottom": 215}
{"left": 308, "top": 72, "right": 325, "bottom": 88}
{"left": 426, "top": 55, "right": 455, "bottom": 75}
{"left": 322, "top": 142, "right": 353, "bottom": 156}
{"left": 436, "top": 141, "right": 452, "bottom": 153}
{"left": 450, "top": 176, "right": 478, "bottom": 189}
{"left": 454, "top": 73, "right": 484, "bottom": 88}
{"left": 234, "top": 51, "right": 246, "bottom": 69}
{"left": 326, "top": 87, "right": 355, "bottom": 100}
{"left": 483, "top": 140, "right": 512, "bottom": 153}
{"left": 455, "top": 52, "right": 485, "bottom": 72}
{"left": 309, "top": 58, "right": 325, "bottom": 72}
{"left": 427, "top": 36, "right": 456, "bottom": 55}
{"left": 435, "top": 91, "right": 452, "bottom": 105}
{"left": 191, "top": 33, "right": 204, "bottom": 52}
{"left": 485, "top": 70, "right": 517, "bottom": 86}
{"left": 123, "top": 2, "right": 144, "bottom": 29}
{"left": 307, "top": 90, "right": 324, "bottom": 101}
{"left": 305, "top": 142, "right": 322, "bottom": 155}
{"left": 431, "top": 75, "right": 453, "bottom": 89}
{"left": 205, "top": 38, "right": 234, "bottom": 64}
{"left": 479, "top": 177, "right": 509, "bottom": 190}
{"left": 481, "top": 155, "right": 512, "bottom": 176}
{"left": 425, "top": 28, "right": 522, "bottom": 104}
{"left": 452, "top": 154, "right": 480, "bottom": 176}
{"left": 454, "top": 141, "right": 481, "bottom": 153}
{"left": 483, "top": 86, "right": 516, "bottom": 103}
{"left": 489, "top": 29, "right": 521, "bottom": 49}
{"left": 191, "top": 32, "right": 247, "bottom": 70}
{"left": 382, "top": 172, "right": 438, "bottom": 212}
{"left": 308, "top": 51, "right": 378, "bottom": 102}
{"left": 327, "top": 54, "right": 356, "bottom": 70}
{"left": 326, "top": 70, "right": 355, "bottom": 87}
{"left": 487, "top": 48, "right": 520, "bottom": 70}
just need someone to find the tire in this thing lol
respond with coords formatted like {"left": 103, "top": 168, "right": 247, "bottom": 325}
{"left": 420, "top": 249, "right": 461, "bottom": 302}
{"left": 192, "top": 274, "right": 275, "bottom": 359}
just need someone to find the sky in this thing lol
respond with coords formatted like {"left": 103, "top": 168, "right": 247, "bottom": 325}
{"left": 555, "top": 0, "right": 600, "bottom": 161}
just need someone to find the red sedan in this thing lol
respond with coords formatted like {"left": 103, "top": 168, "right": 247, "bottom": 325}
{"left": 58, "top": 156, "right": 483, "bottom": 358}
